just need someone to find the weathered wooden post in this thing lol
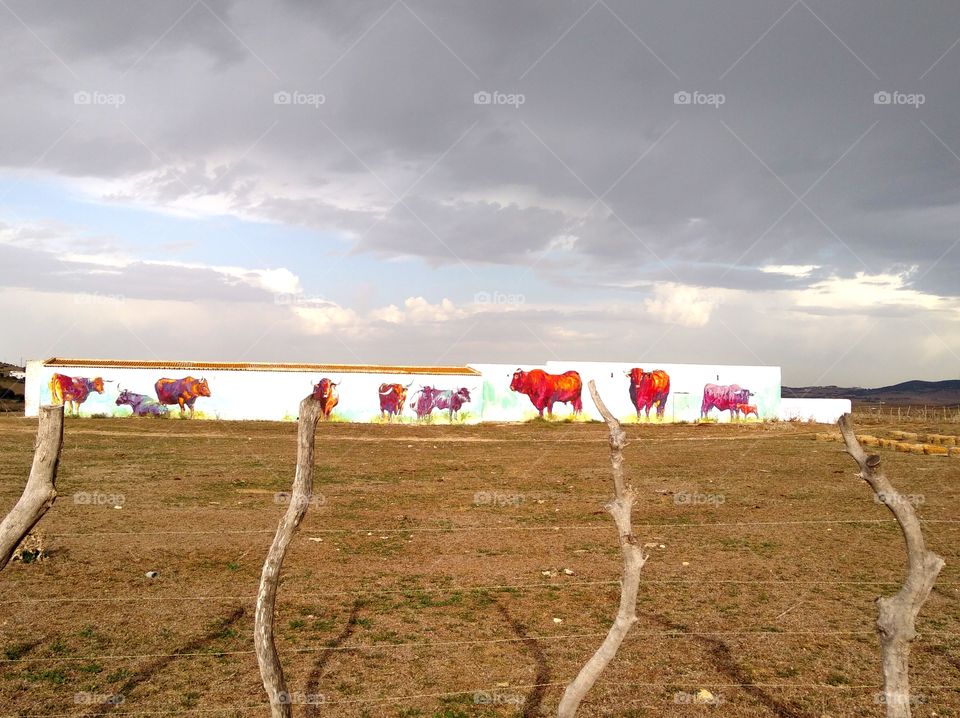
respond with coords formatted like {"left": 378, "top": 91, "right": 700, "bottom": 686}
{"left": 0, "top": 405, "right": 64, "bottom": 571}
{"left": 254, "top": 396, "right": 323, "bottom": 718}
{"left": 558, "top": 381, "right": 646, "bottom": 717}
{"left": 838, "top": 413, "right": 944, "bottom": 717}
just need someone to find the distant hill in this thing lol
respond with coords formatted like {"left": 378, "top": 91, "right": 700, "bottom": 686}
{"left": 783, "top": 379, "right": 960, "bottom": 406}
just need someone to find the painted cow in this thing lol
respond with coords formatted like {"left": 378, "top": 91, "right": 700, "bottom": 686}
{"left": 49, "top": 373, "right": 105, "bottom": 414}
{"left": 510, "top": 369, "right": 583, "bottom": 417}
{"left": 736, "top": 403, "right": 759, "bottom": 418}
{"left": 154, "top": 376, "right": 211, "bottom": 417}
{"left": 378, "top": 381, "right": 412, "bottom": 419}
{"left": 627, "top": 368, "right": 670, "bottom": 419}
{"left": 701, "top": 383, "right": 752, "bottom": 418}
{"left": 412, "top": 387, "right": 471, "bottom": 420}
{"left": 311, "top": 378, "right": 339, "bottom": 420}
{"left": 116, "top": 388, "right": 169, "bottom": 417}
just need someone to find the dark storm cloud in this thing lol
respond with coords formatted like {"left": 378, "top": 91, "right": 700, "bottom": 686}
{"left": 1, "top": 0, "right": 959, "bottom": 295}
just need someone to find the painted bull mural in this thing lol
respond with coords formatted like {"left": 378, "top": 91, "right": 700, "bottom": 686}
{"left": 116, "top": 388, "right": 169, "bottom": 417}
{"left": 49, "top": 373, "right": 106, "bottom": 414}
{"left": 737, "top": 403, "right": 759, "bottom": 418}
{"left": 627, "top": 368, "right": 670, "bottom": 419}
{"left": 378, "top": 382, "right": 412, "bottom": 420}
{"left": 155, "top": 376, "right": 211, "bottom": 417}
{"left": 510, "top": 369, "right": 582, "bottom": 417}
{"left": 701, "top": 383, "right": 753, "bottom": 418}
{"left": 411, "top": 387, "right": 471, "bottom": 420}
{"left": 311, "top": 378, "right": 339, "bottom": 420}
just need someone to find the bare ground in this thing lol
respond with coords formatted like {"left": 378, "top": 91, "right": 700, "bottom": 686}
{"left": 0, "top": 414, "right": 957, "bottom": 717}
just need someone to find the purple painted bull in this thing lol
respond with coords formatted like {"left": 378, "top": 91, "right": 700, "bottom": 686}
{"left": 155, "top": 376, "right": 211, "bottom": 417}
{"left": 411, "top": 387, "right": 471, "bottom": 420}
{"left": 701, "top": 383, "right": 752, "bottom": 418}
{"left": 378, "top": 381, "right": 413, "bottom": 420}
{"left": 116, "top": 388, "right": 169, "bottom": 417}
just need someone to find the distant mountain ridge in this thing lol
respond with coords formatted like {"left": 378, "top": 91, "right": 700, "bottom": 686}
{"left": 783, "top": 379, "right": 960, "bottom": 406}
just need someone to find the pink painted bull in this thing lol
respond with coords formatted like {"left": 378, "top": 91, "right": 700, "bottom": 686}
{"left": 701, "top": 383, "right": 752, "bottom": 418}
{"left": 155, "top": 376, "right": 211, "bottom": 417}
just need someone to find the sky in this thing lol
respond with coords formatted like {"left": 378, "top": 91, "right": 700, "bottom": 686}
{"left": 1, "top": 0, "right": 959, "bottom": 386}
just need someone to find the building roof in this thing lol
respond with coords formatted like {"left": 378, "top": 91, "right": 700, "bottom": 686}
{"left": 42, "top": 357, "right": 481, "bottom": 376}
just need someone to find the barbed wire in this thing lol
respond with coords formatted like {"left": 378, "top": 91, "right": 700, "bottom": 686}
{"left": 2, "top": 629, "right": 957, "bottom": 665}
{"left": 3, "top": 576, "right": 959, "bottom": 605}
{"left": 40, "top": 517, "right": 960, "bottom": 538}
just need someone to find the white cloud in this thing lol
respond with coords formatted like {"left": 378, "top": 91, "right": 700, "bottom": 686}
{"left": 760, "top": 264, "right": 819, "bottom": 278}
{"left": 794, "top": 270, "right": 959, "bottom": 314}
{"left": 643, "top": 283, "right": 718, "bottom": 328}
{"left": 370, "top": 296, "right": 466, "bottom": 324}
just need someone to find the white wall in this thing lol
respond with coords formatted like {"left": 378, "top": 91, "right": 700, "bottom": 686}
{"left": 25, "top": 362, "right": 483, "bottom": 423}
{"left": 547, "top": 361, "right": 781, "bottom": 423}
{"left": 778, "top": 398, "right": 851, "bottom": 424}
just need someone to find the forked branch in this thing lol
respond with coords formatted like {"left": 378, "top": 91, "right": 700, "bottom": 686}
{"left": 838, "top": 413, "right": 944, "bottom": 718}
{"left": 0, "top": 405, "right": 64, "bottom": 571}
{"left": 558, "top": 381, "right": 646, "bottom": 718}
{"left": 255, "top": 396, "right": 324, "bottom": 718}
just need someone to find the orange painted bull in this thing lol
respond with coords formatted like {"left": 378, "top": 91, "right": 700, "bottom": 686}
{"left": 311, "top": 378, "right": 339, "bottom": 420}
{"left": 154, "top": 377, "right": 211, "bottom": 417}
{"left": 510, "top": 368, "right": 582, "bottom": 417}
{"left": 49, "top": 373, "right": 105, "bottom": 415}
{"left": 627, "top": 368, "right": 670, "bottom": 419}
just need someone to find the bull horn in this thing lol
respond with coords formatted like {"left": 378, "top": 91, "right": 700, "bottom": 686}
{"left": 404, "top": 381, "right": 414, "bottom": 388}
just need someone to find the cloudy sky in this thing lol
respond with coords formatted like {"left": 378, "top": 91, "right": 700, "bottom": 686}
{"left": 2, "top": 0, "right": 959, "bottom": 385}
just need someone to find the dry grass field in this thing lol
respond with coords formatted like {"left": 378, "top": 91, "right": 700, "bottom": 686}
{"left": 0, "top": 413, "right": 957, "bottom": 717}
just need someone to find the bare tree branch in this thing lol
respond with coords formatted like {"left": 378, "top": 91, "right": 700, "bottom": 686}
{"left": 838, "top": 413, "right": 944, "bottom": 718}
{"left": 255, "top": 396, "right": 324, "bottom": 718}
{"left": 558, "top": 381, "right": 646, "bottom": 718}
{"left": 0, "top": 405, "right": 64, "bottom": 571}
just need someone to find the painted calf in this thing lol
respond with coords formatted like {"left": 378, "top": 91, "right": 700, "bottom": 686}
{"left": 116, "top": 389, "right": 169, "bottom": 417}
{"left": 412, "top": 387, "right": 471, "bottom": 420}
{"left": 736, "top": 403, "right": 759, "bottom": 418}
{"left": 154, "top": 376, "right": 211, "bottom": 417}
{"left": 510, "top": 368, "right": 583, "bottom": 417}
{"left": 49, "top": 373, "right": 105, "bottom": 415}
{"left": 627, "top": 368, "right": 670, "bottom": 419}
{"left": 700, "top": 383, "right": 752, "bottom": 418}
{"left": 311, "top": 378, "right": 339, "bottom": 420}
{"left": 378, "top": 381, "right": 412, "bottom": 419}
